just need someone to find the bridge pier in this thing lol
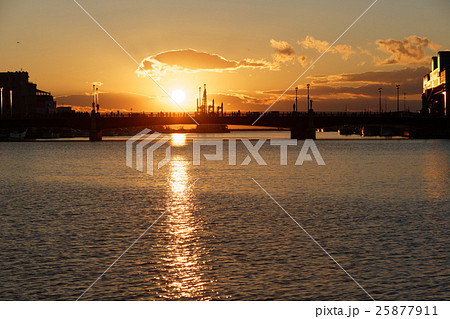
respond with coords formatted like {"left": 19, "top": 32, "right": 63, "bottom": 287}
{"left": 409, "top": 126, "right": 450, "bottom": 139}
{"left": 89, "top": 112, "right": 102, "bottom": 141}
{"left": 291, "top": 109, "right": 316, "bottom": 139}
{"left": 290, "top": 126, "right": 316, "bottom": 139}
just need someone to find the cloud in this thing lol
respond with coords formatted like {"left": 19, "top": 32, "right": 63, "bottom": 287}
{"left": 375, "top": 35, "right": 440, "bottom": 65}
{"left": 270, "top": 39, "right": 312, "bottom": 67}
{"left": 137, "top": 49, "right": 274, "bottom": 79}
{"left": 238, "top": 59, "right": 274, "bottom": 68}
{"left": 58, "top": 65, "right": 426, "bottom": 114}
{"left": 270, "top": 39, "right": 296, "bottom": 62}
{"left": 264, "top": 83, "right": 412, "bottom": 100}
{"left": 210, "top": 92, "right": 272, "bottom": 109}
{"left": 406, "top": 35, "right": 440, "bottom": 50}
{"left": 297, "top": 54, "right": 308, "bottom": 67}
{"left": 298, "top": 36, "right": 355, "bottom": 60}
{"left": 56, "top": 92, "right": 158, "bottom": 112}
{"left": 310, "top": 67, "right": 429, "bottom": 85}
{"left": 56, "top": 89, "right": 277, "bottom": 113}
{"left": 332, "top": 44, "right": 356, "bottom": 61}
{"left": 260, "top": 66, "right": 428, "bottom": 111}
{"left": 89, "top": 81, "right": 103, "bottom": 87}
{"left": 261, "top": 83, "right": 422, "bottom": 111}
{"left": 298, "top": 36, "right": 329, "bottom": 52}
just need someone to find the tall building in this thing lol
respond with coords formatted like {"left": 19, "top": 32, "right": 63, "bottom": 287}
{"left": 0, "top": 71, "right": 55, "bottom": 118}
{"left": 422, "top": 51, "right": 449, "bottom": 116}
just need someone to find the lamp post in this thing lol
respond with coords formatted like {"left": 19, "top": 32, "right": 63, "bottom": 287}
{"left": 295, "top": 86, "right": 298, "bottom": 112}
{"left": 92, "top": 84, "right": 96, "bottom": 113}
{"left": 307, "top": 84, "right": 310, "bottom": 111}
{"left": 0, "top": 87, "right": 3, "bottom": 119}
{"left": 378, "top": 88, "right": 382, "bottom": 113}
{"left": 403, "top": 92, "right": 406, "bottom": 112}
{"left": 396, "top": 84, "right": 400, "bottom": 112}
{"left": 96, "top": 87, "right": 99, "bottom": 113}
{"left": 10, "top": 90, "right": 12, "bottom": 118}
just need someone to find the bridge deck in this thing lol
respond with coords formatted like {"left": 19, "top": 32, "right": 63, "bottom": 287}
{"left": 0, "top": 111, "right": 447, "bottom": 131}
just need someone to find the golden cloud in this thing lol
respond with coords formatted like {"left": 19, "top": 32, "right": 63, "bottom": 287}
{"left": 375, "top": 35, "right": 440, "bottom": 65}
{"left": 270, "top": 39, "right": 296, "bottom": 62}
{"left": 137, "top": 49, "right": 274, "bottom": 79}
{"left": 298, "top": 36, "right": 355, "bottom": 60}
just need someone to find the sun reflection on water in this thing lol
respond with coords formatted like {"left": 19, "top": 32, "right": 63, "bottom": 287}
{"left": 170, "top": 133, "right": 187, "bottom": 147}
{"left": 423, "top": 149, "right": 449, "bottom": 200}
{"left": 158, "top": 155, "right": 211, "bottom": 300}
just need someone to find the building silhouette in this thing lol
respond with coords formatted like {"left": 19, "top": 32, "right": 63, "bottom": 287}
{"left": 422, "top": 51, "right": 449, "bottom": 116}
{"left": 0, "top": 71, "right": 55, "bottom": 117}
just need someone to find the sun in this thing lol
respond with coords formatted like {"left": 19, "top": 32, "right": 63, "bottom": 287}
{"left": 171, "top": 89, "right": 186, "bottom": 104}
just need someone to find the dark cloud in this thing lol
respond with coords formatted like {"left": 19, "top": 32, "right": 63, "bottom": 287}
{"left": 264, "top": 83, "right": 416, "bottom": 99}
{"left": 56, "top": 92, "right": 157, "bottom": 112}
{"left": 310, "top": 67, "right": 429, "bottom": 85}
{"left": 260, "top": 83, "right": 422, "bottom": 112}
{"left": 259, "top": 66, "right": 428, "bottom": 112}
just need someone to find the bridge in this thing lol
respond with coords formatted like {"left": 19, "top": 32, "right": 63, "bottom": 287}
{"left": 1, "top": 110, "right": 449, "bottom": 140}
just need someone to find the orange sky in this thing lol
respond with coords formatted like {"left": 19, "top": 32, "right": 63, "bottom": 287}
{"left": 1, "top": 0, "right": 449, "bottom": 113}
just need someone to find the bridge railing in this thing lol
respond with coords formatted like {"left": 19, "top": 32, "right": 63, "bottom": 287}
{"left": 96, "top": 110, "right": 421, "bottom": 119}
{"left": 1, "top": 110, "right": 424, "bottom": 121}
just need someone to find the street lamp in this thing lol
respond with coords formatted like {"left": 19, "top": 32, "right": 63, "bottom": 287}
{"left": 10, "top": 90, "right": 12, "bottom": 118}
{"left": 0, "top": 87, "right": 3, "bottom": 119}
{"left": 307, "top": 84, "right": 310, "bottom": 111}
{"left": 403, "top": 92, "right": 406, "bottom": 112}
{"left": 295, "top": 86, "right": 298, "bottom": 112}
{"left": 396, "top": 84, "right": 400, "bottom": 112}
{"left": 378, "top": 88, "right": 382, "bottom": 113}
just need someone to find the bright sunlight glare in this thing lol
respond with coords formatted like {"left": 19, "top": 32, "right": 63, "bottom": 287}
{"left": 171, "top": 133, "right": 187, "bottom": 146}
{"left": 171, "top": 89, "right": 186, "bottom": 104}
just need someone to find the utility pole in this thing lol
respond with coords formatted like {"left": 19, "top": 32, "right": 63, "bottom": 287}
{"left": 295, "top": 86, "right": 298, "bottom": 112}
{"left": 403, "top": 92, "right": 406, "bottom": 111}
{"left": 307, "top": 84, "right": 310, "bottom": 111}
{"left": 396, "top": 84, "right": 400, "bottom": 112}
{"left": 378, "top": 88, "right": 382, "bottom": 113}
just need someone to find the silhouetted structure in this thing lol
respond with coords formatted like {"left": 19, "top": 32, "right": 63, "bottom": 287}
{"left": 0, "top": 71, "right": 55, "bottom": 117}
{"left": 378, "top": 88, "right": 382, "bottom": 113}
{"left": 196, "top": 84, "right": 223, "bottom": 116}
{"left": 89, "top": 84, "right": 102, "bottom": 141}
{"left": 422, "top": 51, "right": 449, "bottom": 116}
{"left": 2, "top": 111, "right": 448, "bottom": 139}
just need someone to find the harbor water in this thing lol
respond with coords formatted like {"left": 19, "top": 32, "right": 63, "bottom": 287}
{"left": 0, "top": 132, "right": 449, "bottom": 300}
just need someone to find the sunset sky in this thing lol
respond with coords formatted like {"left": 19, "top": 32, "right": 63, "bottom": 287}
{"left": 1, "top": 0, "right": 449, "bottom": 113}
